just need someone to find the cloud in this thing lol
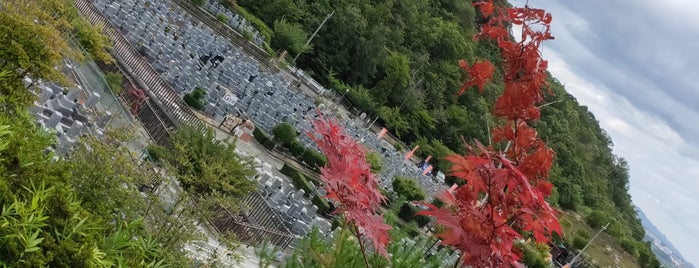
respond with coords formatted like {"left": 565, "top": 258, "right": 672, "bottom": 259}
{"left": 511, "top": 0, "right": 699, "bottom": 264}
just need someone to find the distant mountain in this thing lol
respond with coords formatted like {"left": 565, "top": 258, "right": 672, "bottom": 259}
{"left": 636, "top": 206, "right": 695, "bottom": 268}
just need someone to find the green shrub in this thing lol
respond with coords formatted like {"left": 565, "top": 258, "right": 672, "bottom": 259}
{"left": 252, "top": 127, "right": 270, "bottom": 144}
{"left": 183, "top": 87, "right": 206, "bottom": 110}
{"left": 104, "top": 71, "right": 124, "bottom": 95}
{"left": 586, "top": 210, "right": 609, "bottom": 229}
{"left": 398, "top": 202, "right": 430, "bottom": 228}
{"left": 573, "top": 234, "right": 587, "bottom": 250}
{"left": 288, "top": 140, "right": 305, "bottom": 156}
{"left": 366, "top": 151, "right": 383, "bottom": 173}
{"left": 620, "top": 238, "right": 639, "bottom": 257}
{"left": 392, "top": 176, "right": 426, "bottom": 201}
{"left": 518, "top": 242, "right": 551, "bottom": 268}
{"left": 145, "top": 144, "right": 168, "bottom": 162}
{"left": 234, "top": 5, "right": 273, "bottom": 43}
{"left": 272, "top": 123, "right": 297, "bottom": 145}
{"left": 216, "top": 13, "right": 228, "bottom": 23}
{"left": 280, "top": 164, "right": 313, "bottom": 197}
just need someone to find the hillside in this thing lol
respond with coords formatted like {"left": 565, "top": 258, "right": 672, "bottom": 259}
{"left": 235, "top": 0, "right": 661, "bottom": 266}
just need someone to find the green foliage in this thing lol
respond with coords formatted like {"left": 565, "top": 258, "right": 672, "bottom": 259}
{"left": 572, "top": 234, "right": 587, "bottom": 250}
{"left": 279, "top": 164, "right": 331, "bottom": 215}
{"left": 620, "top": 238, "right": 639, "bottom": 257}
{"left": 233, "top": 5, "right": 273, "bottom": 44}
{"left": 72, "top": 18, "right": 113, "bottom": 63}
{"left": 191, "top": 0, "right": 205, "bottom": 6}
{"left": 216, "top": 13, "right": 229, "bottom": 23}
{"left": 272, "top": 19, "right": 309, "bottom": 56}
{"left": 285, "top": 226, "right": 454, "bottom": 268}
{"left": 397, "top": 202, "right": 430, "bottom": 228}
{"left": 586, "top": 210, "right": 609, "bottom": 229}
{"left": 365, "top": 151, "right": 383, "bottom": 173}
{"left": 145, "top": 143, "right": 168, "bottom": 162}
{"left": 280, "top": 164, "right": 313, "bottom": 197}
{"left": 104, "top": 71, "right": 124, "bottom": 95}
{"left": 0, "top": 111, "right": 190, "bottom": 267}
{"left": 272, "top": 123, "right": 298, "bottom": 145}
{"left": 252, "top": 127, "right": 276, "bottom": 150}
{"left": 183, "top": 87, "right": 206, "bottom": 110}
{"left": 392, "top": 176, "right": 426, "bottom": 201}
{"left": 270, "top": 123, "right": 326, "bottom": 170}
{"left": 164, "top": 126, "right": 257, "bottom": 201}
{"left": 518, "top": 242, "right": 552, "bottom": 268}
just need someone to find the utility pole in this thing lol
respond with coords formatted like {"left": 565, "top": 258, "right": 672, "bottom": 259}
{"left": 565, "top": 223, "right": 610, "bottom": 267}
{"left": 292, "top": 10, "right": 335, "bottom": 65}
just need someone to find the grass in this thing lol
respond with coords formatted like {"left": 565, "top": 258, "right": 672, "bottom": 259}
{"left": 558, "top": 210, "right": 641, "bottom": 268}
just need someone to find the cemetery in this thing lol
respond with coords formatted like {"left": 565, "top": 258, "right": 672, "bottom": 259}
{"left": 86, "top": 0, "right": 448, "bottom": 251}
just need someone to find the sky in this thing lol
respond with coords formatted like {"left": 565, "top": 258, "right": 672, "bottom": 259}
{"left": 509, "top": 0, "right": 699, "bottom": 265}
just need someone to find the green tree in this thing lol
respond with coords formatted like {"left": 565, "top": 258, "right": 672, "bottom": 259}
{"left": 272, "top": 19, "right": 309, "bottom": 56}
{"left": 272, "top": 122, "right": 298, "bottom": 145}
{"left": 72, "top": 18, "right": 113, "bottom": 63}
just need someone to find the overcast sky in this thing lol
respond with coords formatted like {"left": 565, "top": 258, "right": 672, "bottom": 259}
{"left": 509, "top": 0, "right": 699, "bottom": 265}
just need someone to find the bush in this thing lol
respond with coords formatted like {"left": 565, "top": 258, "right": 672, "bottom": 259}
{"left": 252, "top": 127, "right": 270, "bottom": 143}
{"left": 145, "top": 144, "right": 168, "bottom": 162}
{"left": 272, "top": 123, "right": 297, "bottom": 145}
{"left": 392, "top": 176, "right": 426, "bottom": 201}
{"left": 183, "top": 87, "right": 206, "bottom": 110}
{"left": 216, "top": 13, "right": 228, "bottom": 23}
{"left": 572, "top": 234, "right": 587, "bottom": 250}
{"left": 104, "top": 71, "right": 124, "bottom": 95}
{"left": 620, "top": 239, "right": 639, "bottom": 257}
{"left": 305, "top": 150, "right": 327, "bottom": 169}
{"left": 366, "top": 151, "right": 383, "bottom": 173}
{"left": 519, "top": 242, "right": 551, "bottom": 268}
{"left": 398, "top": 202, "right": 430, "bottom": 228}
{"left": 234, "top": 5, "right": 273, "bottom": 43}
{"left": 288, "top": 140, "right": 305, "bottom": 156}
{"left": 586, "top": 210, "right": 609, "bottom": 229}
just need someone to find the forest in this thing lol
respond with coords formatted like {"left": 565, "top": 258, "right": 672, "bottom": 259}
{"left": 237, "top": 0, "right": 660, "bottom": 266}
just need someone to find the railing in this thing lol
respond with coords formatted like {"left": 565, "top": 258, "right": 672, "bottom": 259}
{"left": 74, "top": 0, "right": 204, "bottom": 131}
{"left": 210, "top": 192, "right": 297, "bottom": 250}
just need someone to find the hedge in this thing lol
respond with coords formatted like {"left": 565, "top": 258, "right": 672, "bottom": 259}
{"left": 252, "top": 128, "right": 276, "bottom": 150}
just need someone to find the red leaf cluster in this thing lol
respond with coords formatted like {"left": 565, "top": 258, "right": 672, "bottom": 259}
{"left": 420, "top": 1, "right": 563, "bottom": 267}
{"left": 458, "top": 60, "right": 496, "bottom": 95}
{"left": 307, "top": 115, "right": 391, "bottom": 257}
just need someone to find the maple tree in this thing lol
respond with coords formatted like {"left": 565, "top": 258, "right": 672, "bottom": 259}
{"left": 307, "top": 115, "right": 392, "bottom": 265}
{"left": 417, "top": 0, "right": 562, "bottom": 267}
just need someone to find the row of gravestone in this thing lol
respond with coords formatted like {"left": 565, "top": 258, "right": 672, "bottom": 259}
{"left": 25, "top": 77, "right": 110, "bottom": 157}
{"left": 243, "top": 153, "right": 332, "bottom": 238}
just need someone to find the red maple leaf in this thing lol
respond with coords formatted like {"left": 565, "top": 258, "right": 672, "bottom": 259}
{"left": 458, "top": 60, "right": 496, "bottom": 95}
{"left": 307, "top": 114, "right": 391, "bottom": 257}
{"left": 473, "top": 0, "right": 495, "bottom": 17}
